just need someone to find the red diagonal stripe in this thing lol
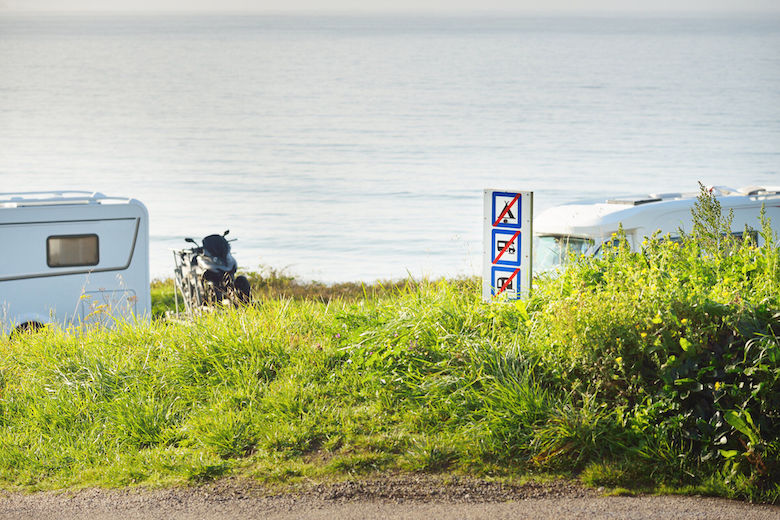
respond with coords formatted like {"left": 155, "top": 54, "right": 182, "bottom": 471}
{"left": 493, "top": 193, "right": 520, "bottom": 226}
{"left": 493, "top": 230, "right": 521, "bottom": 264}
{"left": 496, "top": 268, "right": 520, "bottom": 296}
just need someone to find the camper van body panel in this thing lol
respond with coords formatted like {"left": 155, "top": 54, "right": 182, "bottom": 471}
{"left": 0, "top": 195, "right": 150, "bottom": 334}
{"left": 535, "top": 191, "right": 780, "bottom": 244}
{"left": 533, "top": 188, "right": 780, "bottom": 272}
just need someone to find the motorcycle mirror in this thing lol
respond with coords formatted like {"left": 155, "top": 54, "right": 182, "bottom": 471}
{"left": 223, "top": 230, "right": 230, "bottom": 236}
{"left": 185, "top": 237, "right": 197, "bottom": 244}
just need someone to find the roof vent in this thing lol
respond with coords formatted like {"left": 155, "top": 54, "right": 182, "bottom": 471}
{"left": 709, "top": 185, "right": 737, "bottom": 196}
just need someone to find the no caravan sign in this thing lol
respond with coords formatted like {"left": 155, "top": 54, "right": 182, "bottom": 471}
{"left": 482, "top": 189, "right": 533, "bottom": 302}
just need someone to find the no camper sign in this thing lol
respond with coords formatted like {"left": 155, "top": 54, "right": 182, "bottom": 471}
{"left": 482, "top": 189, "right": 533, "bottom": 302}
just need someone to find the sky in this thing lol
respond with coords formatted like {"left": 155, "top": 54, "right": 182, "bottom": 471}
{"left": 2, "top": 0, "right": 780, "bottom": 14}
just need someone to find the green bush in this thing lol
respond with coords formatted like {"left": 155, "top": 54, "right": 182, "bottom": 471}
{"left": 521, "top": 187, "right": 779, "bottom": 498}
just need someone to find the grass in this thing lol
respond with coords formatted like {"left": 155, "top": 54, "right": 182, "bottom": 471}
{"left": 1, "top": 189, "right": 778, "bottom": 502}
{"left": 150, "top": 267, "right": 416, "bottom": 319}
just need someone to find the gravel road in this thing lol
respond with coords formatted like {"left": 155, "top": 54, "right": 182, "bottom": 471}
{"left": 1, "top": 475, "right": 777, "bottom": 520}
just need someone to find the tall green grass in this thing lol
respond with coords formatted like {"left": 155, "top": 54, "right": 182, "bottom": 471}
{"left": 0, "top": 190, "right": 778, "bottom": 501}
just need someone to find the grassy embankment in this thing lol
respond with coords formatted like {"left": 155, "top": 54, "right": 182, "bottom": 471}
{"left": 0, "top": 190, "right": 778, "bottom": 502}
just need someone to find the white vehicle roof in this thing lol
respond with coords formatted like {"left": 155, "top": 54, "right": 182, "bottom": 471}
{"left": 534, "top": 185, "right": 780, "bottom": 241}
{"left": 0, "top": 191, "right": 137, "bottom": 208}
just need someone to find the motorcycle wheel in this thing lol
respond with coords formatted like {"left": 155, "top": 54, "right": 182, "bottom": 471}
{"left": 233, "top": 275, "right": 251, "bottom": 304}
{"left": 201, "top": 277, "right": 223, "bottom": 305}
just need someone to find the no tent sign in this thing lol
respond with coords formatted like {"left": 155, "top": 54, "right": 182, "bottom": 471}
{"left": 482, "top": 189, "right": 533, "bottom": 302}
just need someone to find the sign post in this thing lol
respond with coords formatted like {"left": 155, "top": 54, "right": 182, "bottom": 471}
{"left": 482, "top": 189, "right": 533, "bottom": 302}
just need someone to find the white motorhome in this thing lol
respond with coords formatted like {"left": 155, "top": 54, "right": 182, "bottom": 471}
{"left": 534, "top": 185, "right": 780, "bottom": 271}
{"left": 0, "top": 191, "right": 150, "bottom": 334}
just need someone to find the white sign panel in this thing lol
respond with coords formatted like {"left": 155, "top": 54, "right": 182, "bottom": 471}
{"left": 482, "top": 189, "right": 533, "bottom": 302}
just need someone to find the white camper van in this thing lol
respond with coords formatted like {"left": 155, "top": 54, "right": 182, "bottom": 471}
{"left": 0, "top": 191, "right": 150, "bottom": 334}
{"left": 534, "top": 186, "right": 780, "bottom": 272}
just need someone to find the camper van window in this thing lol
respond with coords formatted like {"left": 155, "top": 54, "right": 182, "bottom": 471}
{"left": 534, "top": 235, "right": 594, "bottom": 271}
{"left": 47, "top": 234, "right": 99, "bottom": 267}
{"left": 731, "top": 230, "right": 759, "bottom": 244}
{"left": 655, "top": 231, "right": 757, "bottom": 247}
{"left": 591, "top": 237, "right": 630, "bottom": 258}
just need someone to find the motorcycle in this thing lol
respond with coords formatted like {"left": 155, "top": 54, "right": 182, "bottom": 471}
{"left": 173, "top": 230, "right": 251, "bottom": 315}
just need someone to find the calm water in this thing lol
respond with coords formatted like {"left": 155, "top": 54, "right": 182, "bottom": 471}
{"left": 1, "top": 14, "right": 779, "bottom": 281}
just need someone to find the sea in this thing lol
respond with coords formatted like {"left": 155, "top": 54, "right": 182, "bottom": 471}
{"left": 1, "top": 13, "right": 778, "bottom": 282}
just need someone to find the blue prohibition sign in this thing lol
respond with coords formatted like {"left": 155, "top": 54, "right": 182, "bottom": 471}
{"left": 492, "top": 192, "right": 522, "bottom": 229}
{"left": 491, "top": 266, "right": 520, "bottom": 297}
{"left": 492, "top": 229, "right": 522, "bottom": 267}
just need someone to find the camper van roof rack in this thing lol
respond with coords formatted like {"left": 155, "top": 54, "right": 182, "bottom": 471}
{"left": 606, "top": 197, "right": 662, "bottom": 206}
{"left": 0, "top": 191, "right": 131, "bottom": 208}
{"left": 605, "top": 187, "right": 780, "bottom": 207}
{"left": 648, "top": 192, "right": 683, "bottom": 199}
{"left": 738, "top": 186, "right": 780, "bottom": 197}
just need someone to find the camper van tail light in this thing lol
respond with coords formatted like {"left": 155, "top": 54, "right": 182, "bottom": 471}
{"left": 47, "top": 234, "right": 100, "bottom": 268}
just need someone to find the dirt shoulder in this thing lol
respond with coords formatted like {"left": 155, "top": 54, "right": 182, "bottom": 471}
{"left": 1, "top": 475, "right": 778, "bottom": 520}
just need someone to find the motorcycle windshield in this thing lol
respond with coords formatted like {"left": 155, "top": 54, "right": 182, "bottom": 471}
{"left": 202, "top": 234, "right": 230, "bottom": 259}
